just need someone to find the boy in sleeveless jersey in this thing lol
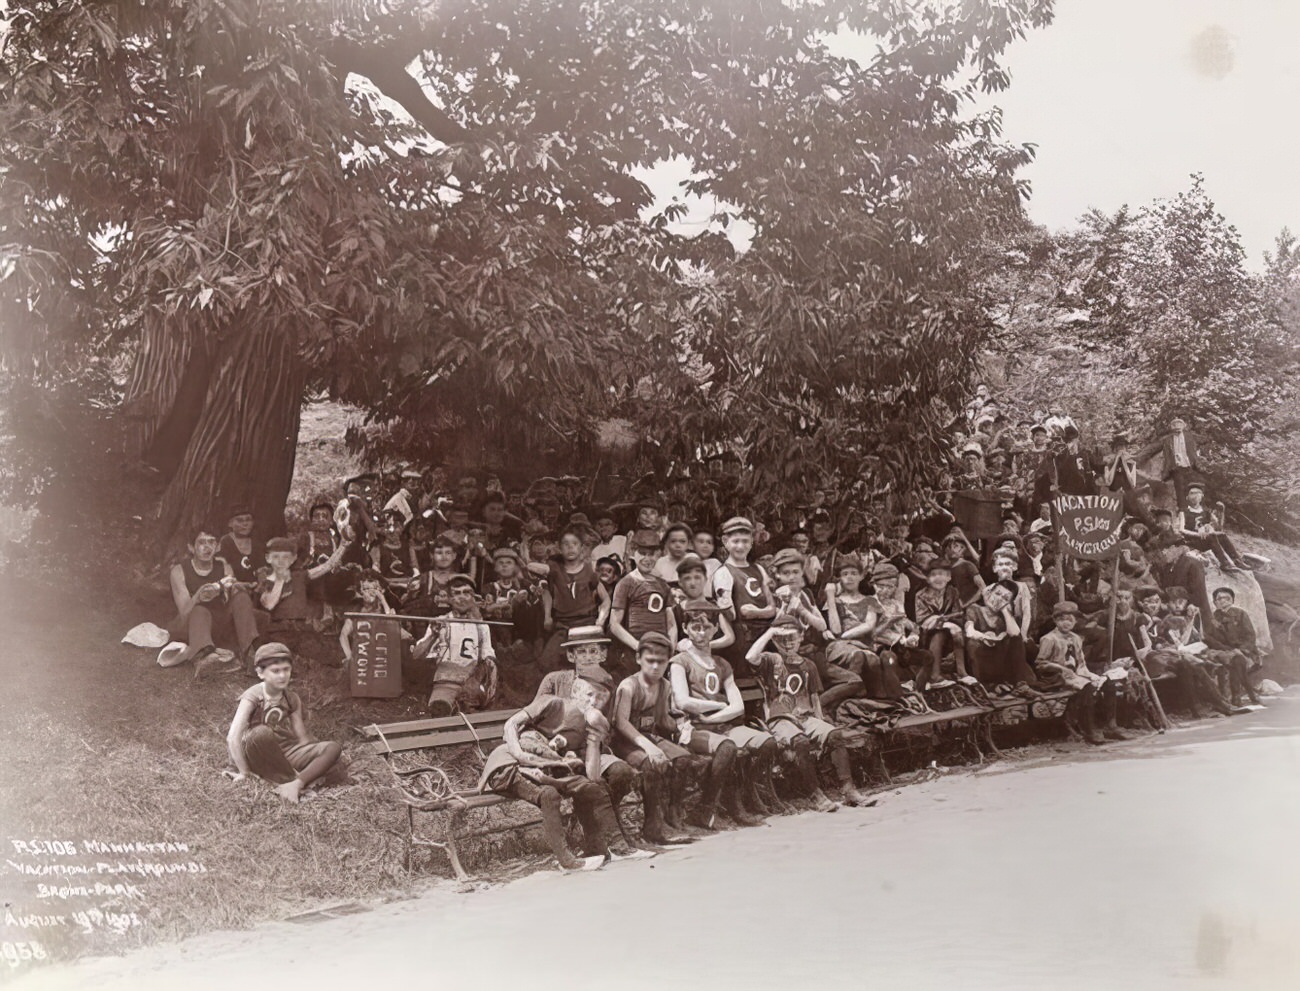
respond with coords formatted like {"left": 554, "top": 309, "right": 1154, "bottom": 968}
{"left": 540, "top": 527, "right": 611, "bottom": 671}
{"left": 226, "top": 642, "right": 345, "bottom": 803}
{"left": 609, "top": 530, "right": 678, "bottom": 678}
{"left": 613, "top": 633, "right": 726, "bottom": 831}
{"left": 670, "top": 601, "right": 787, "bottom": 819}
{"left": 166, "top": 524, "right": 262, "bottom": 670}
{"left": 747, "top": 617, "right": 873, "bottom": 810}
{"left": 709, "top": 517, "right": 777, "bottom": 670}
{"left": 535, "top": 626, "right": 685, "bottom": 847}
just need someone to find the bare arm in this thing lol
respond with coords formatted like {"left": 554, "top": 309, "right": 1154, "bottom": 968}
{"left": 225, "top": 698, "right": 257, "bottom": 777}
{"left": 711, "top": 612, "right": 736, "bottom": 650}
{"left": 594, "top": 581, "right": 612, "bottom": 628}
{"left": 609, "top": 606, "right": 638, "bottom": 650}
{"left": 670, "top": 663, "right": 724, "bottom": 715}
{"left": 701, "top": 675, "right": 745, "bottom": 724}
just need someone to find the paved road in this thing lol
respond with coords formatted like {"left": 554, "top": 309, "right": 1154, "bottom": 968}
{"left": 14, "top": 696, "right": 1300, "bottom": 991}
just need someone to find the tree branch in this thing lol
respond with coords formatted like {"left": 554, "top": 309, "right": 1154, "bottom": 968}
{"left": 333, "top": 38, "right": 467, "bottom": 145}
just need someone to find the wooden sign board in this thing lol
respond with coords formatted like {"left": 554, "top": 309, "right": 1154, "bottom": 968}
{"left": 349, "top": 614, "right": 403, "bottom": 698}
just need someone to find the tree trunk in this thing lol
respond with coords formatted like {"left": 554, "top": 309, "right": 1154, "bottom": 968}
{"left": 154, "top": 322, "right": 304, "bottom": 563}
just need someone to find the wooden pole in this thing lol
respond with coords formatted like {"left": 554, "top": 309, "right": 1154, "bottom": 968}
{"left": 1106, "top": 553, "right": 1120, "bottom": 665}
{"left": 344, "top": 612, "right": 514, "bottom": 627}
{"left": 1050, "top": 455, "right": 1067, "bottom": 605}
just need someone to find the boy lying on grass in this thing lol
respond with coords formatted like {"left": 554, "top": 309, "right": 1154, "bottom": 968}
{"left": 226, "top": 642, "right": 345, "bottom": 803}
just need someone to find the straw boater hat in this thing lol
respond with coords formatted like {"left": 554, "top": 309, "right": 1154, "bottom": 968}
{"left": 561, "top": 625, "right": 610, "bottom": 650}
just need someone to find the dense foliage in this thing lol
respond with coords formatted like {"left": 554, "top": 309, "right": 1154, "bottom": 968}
{"left": 5, "top": 1, "right": 1056, "bottom": 561}
{"left": 986, "top": 177, "right": 1300, "bottom": 539}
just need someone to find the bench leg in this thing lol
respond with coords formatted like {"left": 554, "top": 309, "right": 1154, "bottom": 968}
{"left": 406, "top": 807, "right": 474, "bottom": 883}
{"left": 442, "top": 809, "right": 471, "bottom": 884}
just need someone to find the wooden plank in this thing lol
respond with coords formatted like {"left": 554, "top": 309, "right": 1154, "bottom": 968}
{"left": 889, "top": 706, "right": 987, "bottom": 731}
{"left": 364, "top": 725, "right": 508, "bottom": 754}
{"left": 359, "top": 709, "right": 518, "bottom": 738}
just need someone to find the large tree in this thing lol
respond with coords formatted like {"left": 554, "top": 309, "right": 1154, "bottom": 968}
{"left": 1, "top": 0, "right": 1055, "bottom": 559}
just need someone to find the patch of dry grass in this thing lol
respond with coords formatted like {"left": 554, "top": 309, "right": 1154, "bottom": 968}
{"left": 286, "top": 401, "right": 364, "bottom": 523}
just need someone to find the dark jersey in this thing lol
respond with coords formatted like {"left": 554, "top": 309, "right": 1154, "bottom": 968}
{"left": 219, "top": 534, "right": 262, "bottom": 583}
{"left": 548, "top": 561, "right": 600, "bottom": 625}
{"left": 179, "top": 557, "right": 224, "bottom": 597}
{"left": 720, "top": 561, "right": 768, "bottom": 618}
{"left": 756, "top": 653, "right": 822, "bottom": 719}
{"left": 615, "top": 675, "right": 675, "bottom": 738}
{"left": 377, "top": 541, "right": 414, "bottom": 587}
{"left": 612, "top": 572, "right": 673, "bottom": 637}
{"left": 520, "top": 695, "right": 595, "bottom": 756}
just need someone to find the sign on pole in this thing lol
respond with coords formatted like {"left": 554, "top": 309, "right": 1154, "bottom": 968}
{"left": 349, "top": 614, "right": 404, "bottom": 698}
{"left": 1051, "top": 494, "right": 1125, "bottom": 561}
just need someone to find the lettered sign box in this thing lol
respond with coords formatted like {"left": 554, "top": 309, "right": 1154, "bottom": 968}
{"left": 349, "top": 614, "right": 404, "bottom": 698}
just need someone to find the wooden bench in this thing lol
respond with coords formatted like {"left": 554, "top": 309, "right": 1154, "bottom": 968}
{"left": 359, "top": 710, "right": 521, "bottom": 881}
{"left": 733, "top": 675, "right": 997, "bottom": 782}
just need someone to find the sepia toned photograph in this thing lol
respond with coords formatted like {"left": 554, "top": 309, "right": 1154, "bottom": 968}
{"left": 1, "top": 1, "right": 1298, "bottom": 988}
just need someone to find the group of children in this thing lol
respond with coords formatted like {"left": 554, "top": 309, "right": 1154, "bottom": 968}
{"left": 182, "top": 402, "right": 1271, "bottom": 818}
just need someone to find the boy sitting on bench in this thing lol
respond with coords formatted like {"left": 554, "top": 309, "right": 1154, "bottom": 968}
{"left": 479, "top": 667, "right": 654, "bottom": 873}
{"left": 613, "top": 632, "right": 730, "bottom": 831}
{"left": 669, "top": 601, "right": 778, "bottom": 821}
{"left": 746, "top": 617, "right": 872, "bottom": 810}
{"left": 535, "top": 626, "right": 684, "bottom": 847}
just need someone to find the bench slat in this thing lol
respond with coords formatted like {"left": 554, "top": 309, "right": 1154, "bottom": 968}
{"left": 360, "top": 709, "right": 518, "bottom": 738}
{"left": 364, "top": 725, "right": 508, "bottom": 754}
{"left": 891, "top": 706, "right": 987, "bottom": 730}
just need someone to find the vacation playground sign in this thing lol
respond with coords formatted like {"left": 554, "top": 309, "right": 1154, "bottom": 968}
{"left": 1052, "top": 494, "right": 1124, "bottom": 560}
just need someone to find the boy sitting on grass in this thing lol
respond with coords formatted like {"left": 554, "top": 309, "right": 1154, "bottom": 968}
{"left": 226, "top": 642, "right": 345, "bottom": 804}
{"left": 746, "top": 617, "right": 872, "bottom": 810}
{"left": 413, "top": 574, "right": 498, "bottom": 716}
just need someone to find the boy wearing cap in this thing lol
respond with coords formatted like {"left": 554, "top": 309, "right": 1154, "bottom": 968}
{"left": 609, "top": 531, "right": 677, "bottom": 677}
{"left": 226, "top": 643, "right": 345, "bottom": 803}
{"left": 614, "top": 632, "right": 725, "bottom": 831}
{"left": 1205, "top": 587, "right": 1264, "bottom": 706}
{"left": 539, "top": 527, "right": 610, "bottom": 670}
{"left": 413, "top": 575, "right": 498, "bottom": 716}
{"left": 1136, "top": 416, "right": 1203, "bottom": 507}
{"left": 590, "top": 509, "right": 627, "bottom": 568}
{"left": 912, "top": 561, "right": 968, "bottom": 690}
{"left": 745, "top": 618, "right": 870, "bottom": 809}
{"left": 710, "top": 517, "right": 777, "bottom": 669}
{"left": 1034, "top": 601, "right": 1115, "bottom": 744}
{"left": 258, "top": 535, "right": 347, "bottom": 633}
{"left": 481, "top": 666, "right": 651, "bottom": 872}
{"left": 1179, "top": 484, "right": 1247, "bottom": 572}
{"left": 771, "top": 547, "right": 865, "bottom": 714}
{"left": 219, "top": 506, "right": 263, "bottom": 587}
{"left": 671, "top": 554, "right": 735, "bottom": 650}
{"left": 536, "top": 626, "right": 685, "bottom": 846}
{"left": 670, "top": 602, "right": 783, "bottom": 820}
